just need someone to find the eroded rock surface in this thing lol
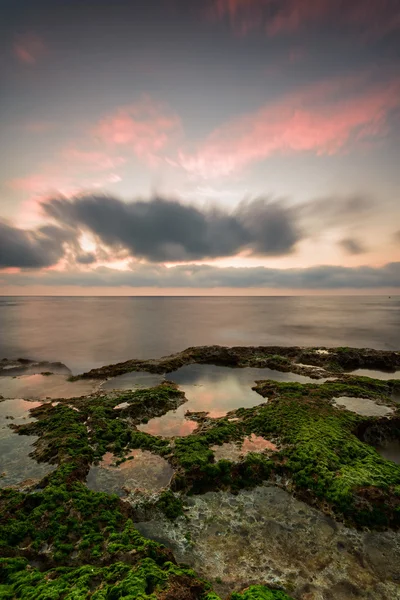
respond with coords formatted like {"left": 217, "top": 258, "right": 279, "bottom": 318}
{"left": 135, "top": 485, "right": 400, "bottom": 600}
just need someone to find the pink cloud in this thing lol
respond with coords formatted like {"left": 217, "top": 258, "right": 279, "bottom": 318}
{"left": 209, "top": 0, "right": 400, "bottom": 38}
{"left": 93, "top": 97, "right": 181, "bottom": 162}
{"left": 10, "top": 174, "right": 66, "bottom": 194}
{"left": 177, "top": 76, "right": 400, "bottom": 178}
{"left": 13, "top": 33, "right": 46, "bottom": 65}
{"left": 61, "top": 147, "right": 126, "bottom": 171}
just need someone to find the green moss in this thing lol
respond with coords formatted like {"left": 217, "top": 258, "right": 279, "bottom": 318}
{"left": 3, "top": 354, "right": 400, "bottom": 599}
{"left": 230, "top": 585, "right": 294, "bottom": 600}
{"left": 0, "top": 557, "right": 211, "bottom": 599}
{"left": 165, "top": 378, "right": 400, "bottom": 526}
{"left": 13, "top": 385, "right": 177, "bottom": 471}
{"left": 0, "top": 481, "right": 160, "bottom": 562}
{"left": 155, "top": 490, "right": 185, "bottom": 520}
{"left": 241, "top": 381, "right": 400, "bottom": 526}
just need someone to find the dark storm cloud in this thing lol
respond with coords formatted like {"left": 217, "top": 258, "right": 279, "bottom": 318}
{"left": 42, "top": 193, "right": 376, "bottom": 263}
{"left": 1, "top": 262, "right": 399, "bottom": 290}
{"left": 0, "top": 221, "right": 72, "bottom": 268}
{"left": 340, "top": 238, "right": 367, "bottom": 255}
{"left": 42, "top": 195, "right": 301, "bottom": 261}
{"left": 75, "top": 252, "right": 96, "bottom": 265}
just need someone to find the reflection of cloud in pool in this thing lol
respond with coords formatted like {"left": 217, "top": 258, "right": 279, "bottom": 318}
{"left": 241, "top": 434, "right": 277, "bottom": 453}
{"left": 213, "top": 434, "right": 278, "bottom": 462}
{"left": 0, "top": 374, "right": 99, "bottom": 400}
{"left": 139, "top": 364, "right": 313, "bottom": 437}
{"left": 138, "top": 408, "right": 198, "bottom": 437}
{"left": 0, "top": 398, "right": 55, "bottom": 487}
{"left": 86, "top": 449, "right": 174, "bottom": 495}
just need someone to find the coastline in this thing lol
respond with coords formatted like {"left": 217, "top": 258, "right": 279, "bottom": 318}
{"left": 1, "top": 345, "right": 400, "bottom": 599}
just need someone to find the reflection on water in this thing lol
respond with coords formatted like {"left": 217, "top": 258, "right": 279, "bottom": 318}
{"left": 1, "top": 296, "right": 399, "bottom": 374}
{"left": 0, "top": 361, "right": 70, "bottom": 377}
{"left": 102, "top": 371, "right": 164, "bottom": 391}
{"left": 392, "top": 391, "right": 400, "bottom": 403}
{"left": 0, "top": 399, "right": 54, "bottom": 487}
{"left": 375, "top": 441, "right": 400, "bottom": 464}
{"left": 0, "top": 374, "right": 100, "bottom": 400}
{"left": 333, "top": 396, "right": 394, "bottom": 417}
{"left": 86, "top": 450, "right": 174, "bottom": 496}
{"left": 213, "top": 434, "right": 278, "bottom": 462}
{"left": 351, "top": 369, "right": 400, "bottom": 380}
{"left": 138, "top": 364, "right": 320, "bottom": 437}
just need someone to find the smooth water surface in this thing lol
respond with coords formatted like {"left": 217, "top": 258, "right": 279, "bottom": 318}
{"left": 0, "top": 399, "right": 54, "bottom": 487}
{"left": 1, "top": 296, "right": 399, "bottom": 373}
{"left": 86, "top": 450, "right": 173, "bottom": 496}
{"left": 351, "top": 368, "right": 400, "bottom": 380}
{"left": 0, "top": 374, "right": 100, "bottom": 400}
{"left": 375, "top": 441, "right": 400, "bottom": 465}
{"left": 333, "top": 396, "right": 394, "bottom": 416}
{"left": 138, "top": 364, "right": 324, "bottom": 437}
{"left": 101, "top": 371, "right": 165, "bottom": 391}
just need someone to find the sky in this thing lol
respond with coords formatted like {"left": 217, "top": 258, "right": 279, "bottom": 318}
{"left": 0, "top": 0, "right": 399, "bottom": 295}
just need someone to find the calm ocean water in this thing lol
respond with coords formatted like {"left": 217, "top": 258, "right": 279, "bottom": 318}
{"left": 0, "top": 296, "right": 399, "bottom": 374}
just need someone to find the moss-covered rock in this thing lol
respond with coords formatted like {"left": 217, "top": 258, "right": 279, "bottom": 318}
{"left": 230, "top": 586, "right": 294, "bottom": 600}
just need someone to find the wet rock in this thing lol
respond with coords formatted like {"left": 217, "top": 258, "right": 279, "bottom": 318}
{"left": 135, "top": 484, "right": 400, "bottom": 600}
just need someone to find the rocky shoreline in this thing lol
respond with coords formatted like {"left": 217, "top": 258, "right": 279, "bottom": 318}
{"left": 1, "top": 346, "right": 400, "bottom": 599}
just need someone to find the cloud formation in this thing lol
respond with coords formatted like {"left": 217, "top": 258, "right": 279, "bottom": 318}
{"left": 93, "top": 98, "right": 181, "bottom": 163}
{"left": 0, "top": 192, "right": 378, "bottom": 269}
{"left": 177, "top": 75, "right": 400, "bottom": 178}
{"left": 0, "top": 221, "right": 71, "bottom": 268}
{"left": 209, "top": 0, "right": 400, "bottom": 38}
{"left": 340, "top": 238, "right": 367, "bottom": 255}
{"left": 1, "top": 262, "right": 399, "bottom": 290}
{"left": 13, "top": 33, "right": 46, "bottom": 65}
{"left": 42, "top": 194, "right": 301, "bottom": 261}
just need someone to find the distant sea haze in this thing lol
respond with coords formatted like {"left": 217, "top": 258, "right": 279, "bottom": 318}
{"left": 0, "top": 296, "right": 399, "bottom": 374}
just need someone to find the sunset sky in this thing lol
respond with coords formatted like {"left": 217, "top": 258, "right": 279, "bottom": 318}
{"left": 1, "top": 0, "right": 399, "bottom": 294}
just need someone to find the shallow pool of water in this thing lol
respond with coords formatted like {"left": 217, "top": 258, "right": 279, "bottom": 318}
{"left": 333, "top": 396, "right": 394, "bottom": 417}
{"left": 375, "top": 440, "right": 400, "bottom": 464}
{"left": 138, "top": 364, "right": 323, "bottom": 437}
{"left": 213, "top": 434, "right": 278, "bottom": 462}
{"left": 392, "top": 391, "right": 400, "bottom": 403}
{"left": 0, "top": 374, "right": 100, "bottom": 400}
{"left": 0, "top": 399, "right": 55, "bottom": 488}
{"left": 86, "top": 450, "right": 174, "bottom": 495}
{"left": 101, "top": 371, "right": 165, "bottom": 391}
{"left": 351, "top": 369, "right": 400, "bottom": 380}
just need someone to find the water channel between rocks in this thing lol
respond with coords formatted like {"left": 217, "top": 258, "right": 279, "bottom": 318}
{"left": 350, "top": 368, "right": 400, "bottom": 380}
{"left": 0, "top": 374, "right": 99, "bottom": 400}
{"left": 0, "top": 399, "right": 54, "bottom": 488}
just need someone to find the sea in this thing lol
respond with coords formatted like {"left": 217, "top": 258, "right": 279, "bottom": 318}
{"left": 0, "top": 296, "right": 399, "bottom": 375}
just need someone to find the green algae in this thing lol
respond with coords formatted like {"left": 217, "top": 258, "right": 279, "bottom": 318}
{"left": 9, "top": 376, "right": 400, "bottom": 527}
{"left": 164, "top": 379, "right": 400, "bottom": 526}
{"left": 230, "top": 587, "right": 294, "bottom": 600}
{"left": 13, "top": 384, "right": 179, "bottom": 467}
{"left": 0, "top": 557, "right": 211, "bottom": 599}
{"left": 3, "top": 351, "right": 400, "bottom": 598}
